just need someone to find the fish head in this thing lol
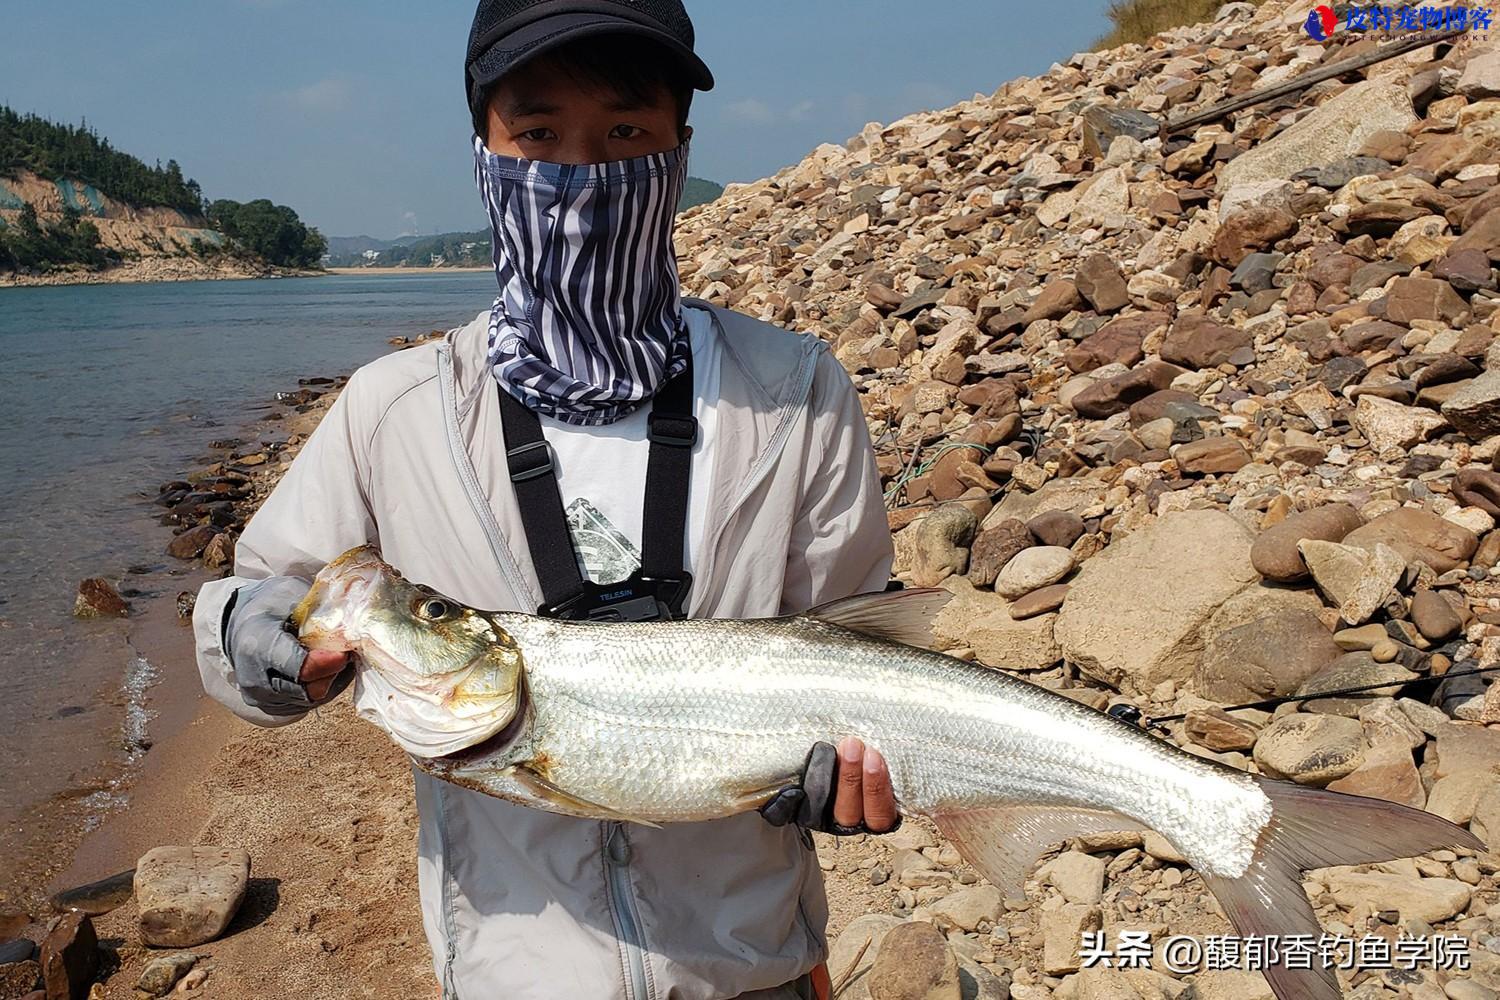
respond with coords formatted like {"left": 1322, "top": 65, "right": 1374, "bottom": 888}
{"left": 294, "top": 546, "right": 526, "bottom": 757}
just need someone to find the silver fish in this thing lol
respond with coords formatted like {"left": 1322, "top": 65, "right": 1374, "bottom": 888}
{"left": 296, "top": 546, "right": 1483, "bottom": 1000}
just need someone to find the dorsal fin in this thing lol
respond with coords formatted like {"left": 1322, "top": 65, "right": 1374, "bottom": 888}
{"left": 802, "top": 589, "right": 951, "bottom": 650}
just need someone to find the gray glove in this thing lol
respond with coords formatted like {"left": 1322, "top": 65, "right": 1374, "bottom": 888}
{"left": 223, "top": 576, "right": 350, "bottom": 717}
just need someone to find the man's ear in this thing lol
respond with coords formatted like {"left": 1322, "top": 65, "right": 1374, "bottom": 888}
{"left": 682, "top": 124, "right": 694, "bottom": 143}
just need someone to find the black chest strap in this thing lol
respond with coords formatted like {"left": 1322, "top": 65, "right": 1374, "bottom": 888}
{"left": 496, "top": 355, "right": 696, "bottom": 619}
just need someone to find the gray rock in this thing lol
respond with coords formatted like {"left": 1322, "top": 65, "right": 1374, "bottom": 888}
{"left": 136, "top": 952, "right": 197, "bottom": 998}
{"left": 135, "top": 846, "right": 250, "bottom": 949}
{"left": 994, "top": 546, "right": 1075, "bottom": 599}
{"left": 1081, "top": 104, "right": 1160, "bottom": 159}
{"left": 1442, "top": 370, "right": 1500, "bottom": 441}
{"left": 1218, "top": 80, "right": 1417, "bottom": 189}
{"left": 1252, "top": 713, "right": 1365, "bottom": 785}
{"left": 1296, "top": 652, "right": 1418, "bottom": 717}
{"left": 1056, "top": 510, "right": 1257, "bottom": 693}
{"left": 1195, "top": 608, "right": 1344, "bottom": 704}
{"left": 1327, "top": 871, "right": 1470, "bottom": 923}
{"left": 908, "top": 505, "right": 979, "bottom": 588}
{"left": 1297, "top": 539, "right": 1405, "bottom": 625}
{"left": 929, "top": 886, "right": 1004, "bottom": 932}
{"left": 827, "top": 914, "right": 905, "bottom": 1000}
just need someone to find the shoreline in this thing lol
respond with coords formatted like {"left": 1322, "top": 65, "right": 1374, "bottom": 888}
{"left": 325, "top": 265, "right": 491, "bottom": 275}
{"left": 0, "top": 257, "right": 323, "bottom": 288}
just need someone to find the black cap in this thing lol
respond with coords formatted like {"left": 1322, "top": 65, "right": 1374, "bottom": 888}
{"left": 466, "top": 0, "right": 714, "bottom": 128}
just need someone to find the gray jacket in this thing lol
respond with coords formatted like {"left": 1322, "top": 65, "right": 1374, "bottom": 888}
{"left": 192, "top": 300, "right": 894, "bottom": 999}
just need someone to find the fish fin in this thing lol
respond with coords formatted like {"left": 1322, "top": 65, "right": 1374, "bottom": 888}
{"left": 1197, "top": 775, "right": 1485, "bottom": 1000}
{"left": 803, "top": 589, "right": 951, "bottom": 650}
{"left": 930, "top": 805, "right": 1138, "bottom": 901}
{"left": 506, "top": 766, "right": 663, "bottom": 829}
{"left": 728, "top": 778, "right": 796, "bottom": 812}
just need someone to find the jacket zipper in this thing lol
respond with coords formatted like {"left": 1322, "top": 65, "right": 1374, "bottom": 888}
{"left": 604, "top": 821, "right": 652, "bottom": 1000}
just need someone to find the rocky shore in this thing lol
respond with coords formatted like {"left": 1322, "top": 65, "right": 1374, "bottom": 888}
{"left": 9, "top": 1, "right": 1500, "bottom": 997}
{"left": 0, "top": 257, "right": 322, "bottom": 289}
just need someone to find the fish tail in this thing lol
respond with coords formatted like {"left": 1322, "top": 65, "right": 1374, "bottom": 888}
{"left": 1199, "top": 775, "right": 1484, "bottom": 1000}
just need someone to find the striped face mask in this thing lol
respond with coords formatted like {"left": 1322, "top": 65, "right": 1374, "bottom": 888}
{"left": 473, "top": 135, "right": 691, "bottom": 426}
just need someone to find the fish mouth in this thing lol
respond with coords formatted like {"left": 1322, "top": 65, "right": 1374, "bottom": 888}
{"left": 430, "top": 675, "right": 531, "bottom": 766}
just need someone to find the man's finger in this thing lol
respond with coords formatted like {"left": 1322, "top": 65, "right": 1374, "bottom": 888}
{"left": 832, "top": 737, "right": 865, "bottom": 828}
{"left": 301, "top": 649, "right": 350, "bottom": 682}
{"left": 861, "top": 747, "right": 898, "bottom": 833}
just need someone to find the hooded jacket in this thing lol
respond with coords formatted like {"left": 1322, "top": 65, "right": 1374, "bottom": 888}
{"left": 192, "top": 299, "right": 894, "bottom": 1000}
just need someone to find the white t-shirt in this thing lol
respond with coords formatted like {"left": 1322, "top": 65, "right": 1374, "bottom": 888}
{"left": 537, "top": 307, "right": 721, "bottom": 584}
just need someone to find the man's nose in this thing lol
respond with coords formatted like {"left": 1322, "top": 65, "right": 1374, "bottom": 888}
{"left": 550, "top": 136, "right": 612, "bottom": 166}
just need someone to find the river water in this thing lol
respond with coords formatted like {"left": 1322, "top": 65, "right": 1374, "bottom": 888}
{"left": 0, "top": 271, "right": 497, "bottom": 901}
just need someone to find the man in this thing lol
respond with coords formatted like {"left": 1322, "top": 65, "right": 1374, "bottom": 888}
{"left": 194, "top": 2, "right": 899, "bottom": 997}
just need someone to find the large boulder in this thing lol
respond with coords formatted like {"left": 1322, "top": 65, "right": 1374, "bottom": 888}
{"left": 1249, "top": 503, "right": 1364, "bottom": 582}
{"left": 1218, "top": 80, "right": 1417, "bottom": 189}
{"left": 135, "top": 846, "right": 250, "bottom": 948}
{"left": 1442, "top": 370, "right": 1500, "bottom": 440}
{"left": 1341, "top": 508, "right": 1478, "bottom": 575}
{"left": 1055, "top": 510, "right": 1257, "bottom": 692}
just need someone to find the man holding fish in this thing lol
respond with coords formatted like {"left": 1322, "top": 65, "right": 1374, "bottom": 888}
{"left": 194, "top": 4, "right": 1484, "bottom": 1000}
{"left": 194, "top": 1, "right": 903, "bottom": 997}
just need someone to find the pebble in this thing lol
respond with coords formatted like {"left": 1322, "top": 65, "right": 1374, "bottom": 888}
{"left": 993, "top": 547, "right": 1075, "bottom": 600}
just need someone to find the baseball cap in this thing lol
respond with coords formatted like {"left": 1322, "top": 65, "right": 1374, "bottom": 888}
{"left": 466, "top": 0, "right": 715, "bottom": 127}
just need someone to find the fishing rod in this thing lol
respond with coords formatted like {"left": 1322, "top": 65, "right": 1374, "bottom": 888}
{"left": 1107, "top": 663, "right": 1500, "bottom": 731}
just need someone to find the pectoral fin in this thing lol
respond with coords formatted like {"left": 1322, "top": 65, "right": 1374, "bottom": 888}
{"left": 506, "top": 765, "right": 662, "bottom": 829}
{"left": 930, "top": 805, "right": 1138, "bottom": 900}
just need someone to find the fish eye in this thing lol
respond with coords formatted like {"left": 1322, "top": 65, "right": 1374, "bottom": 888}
{"left": 414, "top": 596, "right": 453, "bottom": 621}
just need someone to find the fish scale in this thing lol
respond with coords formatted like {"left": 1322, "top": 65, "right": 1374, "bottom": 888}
{"left": 297, "top": 545, "right": 1485, "bottom": 1000}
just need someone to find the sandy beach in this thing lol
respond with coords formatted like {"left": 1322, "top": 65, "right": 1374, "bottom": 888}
{"left": 0, "top": 258, "right": 321, "bottom": 288}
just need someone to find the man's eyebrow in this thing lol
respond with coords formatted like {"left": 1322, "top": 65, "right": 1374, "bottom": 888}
{"left": 504, "top": 97, "right": 560, "bottom": 117}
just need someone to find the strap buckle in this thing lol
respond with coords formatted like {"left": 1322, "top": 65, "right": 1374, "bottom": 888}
{"left": 506, "top": 440, "right": 555, "bottom": 483}
{"left": 538, "top": 571, "right": 694, "bottom": 622}
{"left": 647, "top": 413, "right": 698, "bottom": 448}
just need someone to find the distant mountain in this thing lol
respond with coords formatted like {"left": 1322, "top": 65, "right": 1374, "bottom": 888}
{"left": 680, "top": 176, "right": 723, "bottom": 212}
{"left": 329, "top": 176, "right": 725, "bottom": 269}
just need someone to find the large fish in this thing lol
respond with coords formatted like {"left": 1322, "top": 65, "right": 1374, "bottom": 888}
{"left": 295, "top": 546, "right": 1483, "bottom": 1000}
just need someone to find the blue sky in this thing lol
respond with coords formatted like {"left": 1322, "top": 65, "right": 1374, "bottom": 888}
{"left": 1, "top": 1, "right": 1114, "bottom": 238}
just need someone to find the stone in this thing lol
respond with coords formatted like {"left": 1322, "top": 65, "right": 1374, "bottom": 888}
{"left": 1024, "top": 279, "right": 1083, "bottom": 325}
{"left": 929, "top": 885, "right": 1004, "bottom": 932}
{"left": 1184, "top": 707, "right": 1260, "bottom": 752}
{"left": 1173, "top": 437, "right": 1250, "bottom": 475}
{"left": 1297, "top": 540, "right": 1405, "bottom": 625}
{"left": 166, "top": 524, "right": 217, "bottom": 561}
{"left": 1250, "top": 503, "right": 1363, "bottom": 583}
{"left": 1041, "top": 904, "right": 1102, "bottom": 975}
{"left": 966, "top": 519, "right": 1031, "bottom": 588}
{"left": 1210, "top": 207, "right": 1296, "bottom": 267}
{"left": 1220, "top": 79, "right": 1416, "bottom": 188}
{"left": 1196, "top": 606, "right": 1343, "bottom": 704}
{"left": 1011, "top": 584, "right": 1068, "bottom": 620}
{"left": 1071, "top": 363, "right": 1182, "bottom": 419}
{"left": 1063, "top": 312, "right": 1167, "bottom": 373}
{"left": 1434, "top": 248, "right": 1494, "bottom": 294}
{"left": 1081, "top": 104, "right": 1159, "bottom": 158}
{"left": 1161, "top": 317, "right": 1253, "bottom": 370}
{"left": 1037, "top": 852, "right": 1106, "bottom": 905}
{"left": 1072, "top": 167, "right": 1130, "bottom": 226}
{"left": 1027, "top": 511, "right": 1085, "bottom": 548}
{"left": 72, "top": 578, "right": 128, "bottom": 619}
{"left": 48, "top": 869, "right": 136, "bottom": 917}
{"left": 1230, "top": 251, "right": 1282, "bottom": 295}
{"left": 867, "top": 921, "right": 960, "bottom": 1000}
{"left": 134, "top": 846, "right": 251, "bottom": 948}
{"left": 909, "top": 505, "right": 979, "bottom": 588}
{"left": 1358, "top": 698, "right": 1425, "bottom": 751}
{"left": 994, "top": 546, "right": 1075, "bottom": 599}
{"left": 39, "top": 913, "right": 96, "bottom": 1000}
{"left": 0, "top": 960, "right": 39, "bottom": 998}
{"left": 1427, "top": 769, "right": 1497, "bottom": 825}
{"left": 1194, "top": 970, "right": 1275, "bottom": 1000}
{"left": 136, "top": 953, "right": 197, "bottom": 998}
{"left": 1327, "top": 872, "right": 1471, "bottom": 923}
{"left": 1352, "top": 395, "right": 1448, "bottom": 452}
{"left": 1343, "top": 509, "right": 1478, "bottom": 575}
{"left": 1296, "top": 653, "right": 1418, "bottom": 717}
{"left": 1075, "top": 254, "right": 1130, "bottom": 313}
{"left": 1459, "top": 49, "right": 1500, "bottom": 99}
{"left": 1383, "top": 277, "right": 1470, "bottom": 326}
{"left": 1252, "top": 713, "right": 1364, "bottom": 785}
{"left": 1443, "top": 370, "right": 1500, "bottom": 440}
{"left": 827, "top": 914, "right": 905, "bottom": 1000}
{"left": 966, "top": 604, "right": 1063, "bottom": 671}
{"left": 1055, "top": 510, "right": 1258, "bottom": 693}
{"left": 0, "top": 941, "right": 33, "bottom": 965}
{"left": 1410, "top": 590, "right": 1462, "bottom": 642}
{"left": 1326, "top": 741, "right": 1425, "bottom": 808}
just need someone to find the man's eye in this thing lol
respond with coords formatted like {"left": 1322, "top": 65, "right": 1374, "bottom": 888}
{"left": 519, "top": 128, "right": 555, "bottom": 142}
{"left": 610, "top": 125, "right": 643, "bottom": 139}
